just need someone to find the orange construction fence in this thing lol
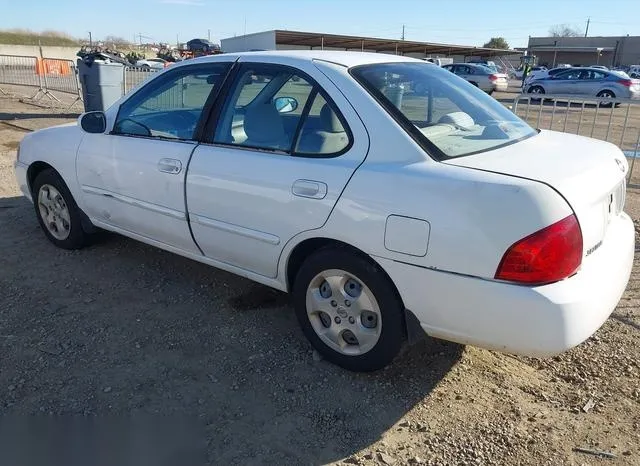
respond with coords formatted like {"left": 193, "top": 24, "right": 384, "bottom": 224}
{"left": 35, "top": 58, "right": 72, "bottom": 76}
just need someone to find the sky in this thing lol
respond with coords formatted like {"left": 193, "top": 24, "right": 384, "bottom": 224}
{"left": 1, "top": 0, "right": 639, "bottom": 49}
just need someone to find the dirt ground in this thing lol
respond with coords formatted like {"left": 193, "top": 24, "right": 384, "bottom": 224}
{"left": 1, "top": 87, "right": 639, "bottom": 466}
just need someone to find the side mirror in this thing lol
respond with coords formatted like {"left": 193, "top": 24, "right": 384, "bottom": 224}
{"left": 273, "top": 96, "right": 298, "bottom": 114}
{"left": 79, "top": 111, "right": 106, "bottom": 134}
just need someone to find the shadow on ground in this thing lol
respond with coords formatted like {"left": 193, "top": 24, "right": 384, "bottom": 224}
{"left": 0, "top": 196, "right": 462, "bottom": 465}
{"left": 0, "top": 112, "right": 80, "bottom": 120}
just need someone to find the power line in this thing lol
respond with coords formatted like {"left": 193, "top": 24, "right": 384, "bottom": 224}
{"left": 585, "top": 17, "right": 590, "bottom": 37}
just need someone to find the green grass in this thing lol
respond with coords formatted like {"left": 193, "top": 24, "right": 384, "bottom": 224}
{"left": 0, "top": 29, "right": 79, "bottom": 46}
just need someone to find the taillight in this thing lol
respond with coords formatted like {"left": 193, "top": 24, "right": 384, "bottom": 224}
{"left": 488, "top": 74, "right": 498, "bottom": 82}
{"left": 617, "top": 79, "right": 632, "bottom": 87}
{"left": 495, "top": 215, "right": 583, "bottom": 285}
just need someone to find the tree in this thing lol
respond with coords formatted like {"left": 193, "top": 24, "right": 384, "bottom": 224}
{"left": 483, "top": 37, "right": 510, "bottom": 49}
{"left": 549, "top": 24, "right": 581, "bottom": 37}
{"left": 103, "top": 35, "right": 131, "bottom": 48}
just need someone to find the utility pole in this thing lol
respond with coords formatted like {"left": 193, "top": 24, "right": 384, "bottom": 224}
{"left": 208, "top": 29, "right": 211, "bottom": 41}
{"left": 585, "top": 17, "right": 590, "bottom": 37}
{"left": 176, "top": 34, "right": 179, "bottom": 48}
{"left": 138, "top": 33, "right": 142, "bottom": 47}
{"left": 88, "top": 31, "right": 92, "bottom": 47}
{"left": 401, "top": 24, "right": 405, "bottom": 41}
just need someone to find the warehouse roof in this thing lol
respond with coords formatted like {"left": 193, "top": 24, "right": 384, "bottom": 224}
{"left": 263, "top": 30, "right": 520, "bottom": 58}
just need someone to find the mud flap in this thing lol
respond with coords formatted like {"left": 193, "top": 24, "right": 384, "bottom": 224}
{"left": 404, "top": 308, "right": 426, "bottom": 345}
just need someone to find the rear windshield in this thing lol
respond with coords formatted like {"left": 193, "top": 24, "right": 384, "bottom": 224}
{"left": 350, "top": 62, "right": 536, "bottom": 159}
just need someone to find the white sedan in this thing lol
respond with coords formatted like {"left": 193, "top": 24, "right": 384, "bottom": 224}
{"left": 134, "top": 58, "right": 168, "bottom": 70}
{"left": 14, "top": 51, "right": 634, "bottom": 372}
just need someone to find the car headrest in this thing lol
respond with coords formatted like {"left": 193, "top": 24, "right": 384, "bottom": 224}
{"left": 244, "top": 103, "right": 286, "bottom": 146}
{"left": 320, "top": 104, "right": 343, "bottom": 133}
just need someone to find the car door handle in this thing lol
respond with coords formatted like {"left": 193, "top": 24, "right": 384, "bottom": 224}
{"left": 157, "top": 158, "right": 182, "bottom": 174}
{"left": 292, "top": 179, "right": 327, "bottom": 199}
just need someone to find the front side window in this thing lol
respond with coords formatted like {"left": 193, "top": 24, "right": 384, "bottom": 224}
{"left": 114, "top": 63, "right": 230, "bottom": 140}
{"left": 556, "top": 69, "right": 581, "bottom": 80}
{"left": 351, "top": 62, "right": 536, "bottom": 159}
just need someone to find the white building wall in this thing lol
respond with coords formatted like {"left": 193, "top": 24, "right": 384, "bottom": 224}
{"left": 221, "top": 31, "right": 276, "bottom": 52}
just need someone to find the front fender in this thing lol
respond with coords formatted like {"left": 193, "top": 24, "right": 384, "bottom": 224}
{"left": 18, "top": 123, "right": 85, "bottom": 205}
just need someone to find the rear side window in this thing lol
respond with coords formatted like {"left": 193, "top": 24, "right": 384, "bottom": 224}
{"left": 294, "top": 93, "right": 350, "bottom": 156}
{"left": 212, "top": 63, "right": 352, "bottom": 157}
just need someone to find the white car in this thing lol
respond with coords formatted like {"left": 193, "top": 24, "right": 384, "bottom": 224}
{"left": 14, "top": 51, "right": 634, "bottom": 372}
{"left": 134, "top": 58, "right": 168, "bottom": 70}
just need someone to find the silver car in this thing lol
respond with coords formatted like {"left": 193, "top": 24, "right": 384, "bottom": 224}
{"left": 442, "top": 63, "right": 508, "bottom": 94}
{"left": 526, "top": 67, "right": 640, "bottom": 101}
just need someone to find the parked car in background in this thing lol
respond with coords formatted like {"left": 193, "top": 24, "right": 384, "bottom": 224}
{"left": 423, "top": 57, "right": 454, "bottom": 67}
{"left": 135, "top": 58, "right": 168, "bottom": 70}
{"left": 524, "top": 66, "right": 573, "bottom": 85}
{"left": 526, "top": 67, "right": 640, "bottom": 103}
{"left": 467, "top": 60, "right": 498, "bottom": 73}
{"left": 512, "top": 65, "right": 547, "bottom": 80}
{"left": 629, "top": 65, "right": 640, "bottom": 79}
{"left": 442, "top": 63, "right": 508, "bottom": 94}
{"left": 15, "top": 51, "right": 634, "bottom": 372}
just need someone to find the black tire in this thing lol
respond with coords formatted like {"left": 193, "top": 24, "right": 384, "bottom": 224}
{"left": 597, "top": 90, "right": 615, "bottom": 108}
{"left": 487, "top": 90, "right": 494, "bottom": 96}
{"left": 31, "top": 168, "right": 90, "bottom": 250}
{"left": 292, "top": 247, "right": 405, "bottom": 372}
{"left": 469, "top": 81, "right": 479, "bottom": 87}
{"left": 528, "top": 85, "right": 545, "bottom": 95}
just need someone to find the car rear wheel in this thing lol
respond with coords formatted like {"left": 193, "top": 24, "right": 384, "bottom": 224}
{"left": 292, "top": 247, "right": 405, "bottom": 372}
{"left": 597, "top": 90, "right": 615, "bottom": 107}
{"left": 32, "top": 169, "right": 90, "bottom": 250}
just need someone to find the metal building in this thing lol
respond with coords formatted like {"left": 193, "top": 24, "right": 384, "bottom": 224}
{"left": 221, "top": 30, "right": 520, "bottom": 64}
{"left": 527, "top": 36, "right": 640, "bottom": 68}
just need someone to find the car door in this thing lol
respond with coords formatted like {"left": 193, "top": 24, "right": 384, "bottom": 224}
{"left": 186, "top": 60, "right": 369, "bottom": 278}
{"left": 548, "top": 69, "right": 580, "bottom": 94}
{"left": 76, "top": 62, "right": 232, "bottom": 252}
{"left": 584, "top": 70, "right": 607, "bottom": 95}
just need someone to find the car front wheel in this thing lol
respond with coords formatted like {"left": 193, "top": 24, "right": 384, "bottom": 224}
{"left": 293, "top": 247, "right": 405, "bottom": 372}
{"left": 32, "top": 168, "right": 90, "bottom": 250}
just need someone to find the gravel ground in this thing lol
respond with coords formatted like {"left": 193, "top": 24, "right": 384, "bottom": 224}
{"left": 1, "top": 92, "right": 639, "bottom": 466}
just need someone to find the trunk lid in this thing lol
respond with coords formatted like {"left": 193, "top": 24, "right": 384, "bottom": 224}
{"left": 444, "top": 130, "right": 627, "bottom": 260}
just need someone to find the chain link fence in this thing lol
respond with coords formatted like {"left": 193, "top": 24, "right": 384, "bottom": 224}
{"left": 123, "top": 66, "right": 159, "bottom": 94}
{"left": 0, "top": 54, "right": 82, "bottom": 107}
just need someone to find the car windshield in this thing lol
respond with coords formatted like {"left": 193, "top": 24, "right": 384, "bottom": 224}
{"left": 350, "top": 62, "right": 537, "bottom": 159}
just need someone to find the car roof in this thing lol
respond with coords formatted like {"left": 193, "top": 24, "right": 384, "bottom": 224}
{"left": 183, "top": 50, "right": 422, "bottom": 68}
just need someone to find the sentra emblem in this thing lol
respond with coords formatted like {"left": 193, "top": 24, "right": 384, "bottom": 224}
{"left": 615, "top": 158, "right": 625, "bottom": 172}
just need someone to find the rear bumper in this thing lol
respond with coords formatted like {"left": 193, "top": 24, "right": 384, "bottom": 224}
{"left": 377, "top": 212, "right": 634, "bottom": 357}
{"left": 494, "top": 81, "right": 508, "bottom": 91}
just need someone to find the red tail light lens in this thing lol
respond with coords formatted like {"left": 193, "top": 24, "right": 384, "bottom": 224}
{"left": 617, "top": 79, "right": 632, "bottom": 87}
{"left": 495, "top": 215, "right": 583, "bottom": 285}
{"left": 488, "top": 74, "right": 498, "bottom": 82}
